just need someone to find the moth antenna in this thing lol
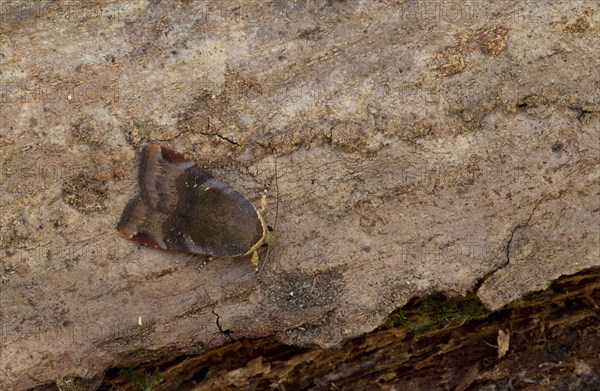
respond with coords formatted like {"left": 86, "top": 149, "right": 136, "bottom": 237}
{"left": 264, "top": 159, "right": 279, "bottom": 268}
{"left": 273, "top": 160, "right": 279, "bottom": 231}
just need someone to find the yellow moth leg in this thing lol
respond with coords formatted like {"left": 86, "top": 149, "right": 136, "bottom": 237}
{"left": 251, "top": 250, "right": 259, "bottom": 270}
{"left": 260, "top": 193, "right": 267, "bottom": 213}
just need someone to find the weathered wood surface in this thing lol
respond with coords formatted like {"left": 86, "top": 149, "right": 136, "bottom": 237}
{"left": 0, "top": 1, "right": 598, "bottom": 389}
{"left": 97, "top": 269, "right": 600, "bottom": 390}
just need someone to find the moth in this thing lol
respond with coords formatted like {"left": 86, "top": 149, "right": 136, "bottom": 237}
{"left": 117, "top": 144, "right": 274, "bottom": 266}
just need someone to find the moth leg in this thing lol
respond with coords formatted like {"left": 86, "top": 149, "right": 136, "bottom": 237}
{"left": 260, "top": 192, "right": 268, "bottom": 213}
{"left": 251, "top": 250, "right": 259, "bottom": 271}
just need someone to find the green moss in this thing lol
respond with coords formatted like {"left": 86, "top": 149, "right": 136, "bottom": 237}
{"left": 462, "top": 297, "right": 488, "bottom": 318}
{"left": 383, "top": 310, "right": 407, "bottom": 328}
{"left": 383, "top": 294, "right": 489, "bottom": 331}
{"left": 118, "top": 363, "right": 162, "bottom": 391}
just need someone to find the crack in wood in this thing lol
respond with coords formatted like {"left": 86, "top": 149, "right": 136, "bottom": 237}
{"left": 212, "top": 309, "right": 233, "bottom": 341}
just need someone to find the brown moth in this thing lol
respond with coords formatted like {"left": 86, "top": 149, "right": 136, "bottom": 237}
{"left": 117, "top": 144, "right": 274, "bottom": 266}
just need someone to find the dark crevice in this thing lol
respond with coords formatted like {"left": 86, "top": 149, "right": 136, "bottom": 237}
{"left": 213, "top": 132, "right": 241, "bottom": 146}
{"left": 475, "top": 191, "right": 568, "bottom": 294}
{"left": 504, "top": 197, "right": 543, "bottom": 266}
{"left": 474, "top": 197, "right": 545, "bottom": 293}
{"left": 197, "top": 130, "right": 241, "bottom": 146}
{"left": 212, "top": 309, "right": 233, "bottom": 342}
{"left": 567, "top": 106, "right": 596, "bottom": 123}
{"left": 151, "top": 128, "right": 193, "bottom": 143}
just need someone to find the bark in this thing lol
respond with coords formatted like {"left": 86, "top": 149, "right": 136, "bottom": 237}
{"left": 95, "top": 269, "right": 600, "bottom": 391}
{"left": 0, "top": 1, "right": 598, "bottom": 389}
